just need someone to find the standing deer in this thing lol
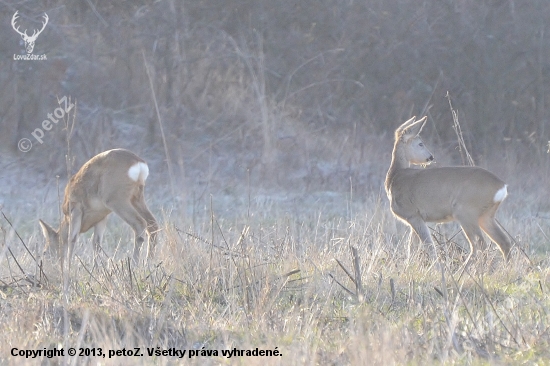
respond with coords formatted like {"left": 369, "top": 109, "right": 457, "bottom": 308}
{"left": 39, "top": 149, "right": 158, "bottom": 272}
{"left": 385, "top": 116, "right": 512, "bottom": 263}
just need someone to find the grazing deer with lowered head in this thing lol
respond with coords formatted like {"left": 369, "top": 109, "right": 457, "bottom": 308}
{"left": 385, "top": 116, "right": 512, "bottom": 264}
{"left": 39, "top": 149, "right": 158, "bottom": 272}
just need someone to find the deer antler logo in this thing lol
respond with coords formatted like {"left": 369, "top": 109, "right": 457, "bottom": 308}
{"left": 11, "top": 11, "right": 48, "bottom": 54}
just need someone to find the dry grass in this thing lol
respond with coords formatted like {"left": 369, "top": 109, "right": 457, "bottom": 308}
{"left": 1, "top": 92, "right": 548, "bottom": 365}
{"left": 2, "top": 87, "right": 548, "bottom": 365}
{"left": 0, "top": 175, "right": 550, "bottom": 365}
{"left": 2, "top": 2, "right": 550, "bottom": 365}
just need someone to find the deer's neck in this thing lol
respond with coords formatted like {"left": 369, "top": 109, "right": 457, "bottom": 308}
{"left": 385, "top": 142, "right": 409, "bottom": 194}
{"left": 58, "top": 218, "right": 71, "bottom": 245}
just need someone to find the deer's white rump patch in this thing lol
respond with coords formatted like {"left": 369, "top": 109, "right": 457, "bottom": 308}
{"left": 493, "top": 185, "right": 508, "bottom": 203}
{"left": 128, "top": 162, "right": 149, "bottom": 183}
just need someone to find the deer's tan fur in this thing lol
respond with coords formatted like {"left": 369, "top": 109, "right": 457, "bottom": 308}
{"left": 385, "top": 116, "right": 512, "bottom": 262}
{"left": 39, "top": 149, "right": 158, "bottom": 271}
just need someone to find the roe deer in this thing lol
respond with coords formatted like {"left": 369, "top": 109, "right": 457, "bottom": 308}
{"left": 384, "top": 116, "right": 512, "bottom": 263}
{"left": 39, "top": 149, "right": 158, "bottom": 272}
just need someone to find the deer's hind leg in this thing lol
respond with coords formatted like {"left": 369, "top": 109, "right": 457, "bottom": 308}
{"left": 105, "top": 199, "right": 147, "bottom": 263}
{"left": 132, "top": 185, "right": 158, "bottom": 258}
{"left": 479, "top": 205, "right": 512, "bottom": 261}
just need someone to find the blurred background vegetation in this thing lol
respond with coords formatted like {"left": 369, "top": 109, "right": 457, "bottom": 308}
{"left": 1, "top": 0, "right": 549, "bottom": 201}
{"left": 2, "top": 4, "right": 550, "bottom": 361}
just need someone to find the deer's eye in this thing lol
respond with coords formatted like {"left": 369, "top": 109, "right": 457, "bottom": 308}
{"left": 419, "top": 143, "right": 424, "bottom": 147}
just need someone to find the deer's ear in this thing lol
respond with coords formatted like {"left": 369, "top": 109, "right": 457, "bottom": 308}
{"left": 39, "top": 219, "right": 58, "bottom": 243}
{"left": 401, "top": 117, "right": 427, "bottom": 141}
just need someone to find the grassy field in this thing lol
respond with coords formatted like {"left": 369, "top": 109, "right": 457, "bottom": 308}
{"left": 2, "top": 2, "right": 550, "bottom": 365}
{"left": 1, "top": 162, "right": 550, "bottom": 366}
